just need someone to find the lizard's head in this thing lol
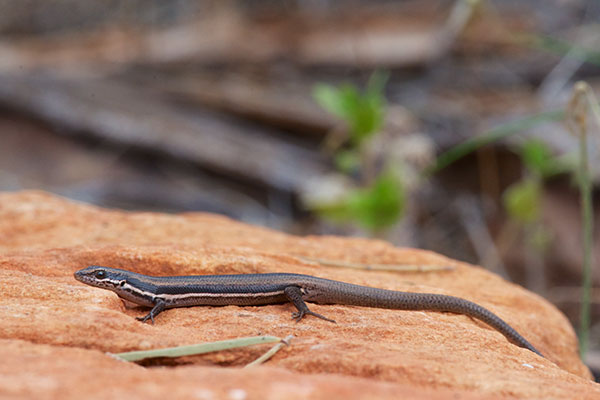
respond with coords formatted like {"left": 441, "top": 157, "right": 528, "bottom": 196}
{"left": 74, "top": 266, "right": 128, "bottom": 290}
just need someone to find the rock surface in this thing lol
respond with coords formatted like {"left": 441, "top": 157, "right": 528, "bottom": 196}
{"left": 0, "top": 190, "right": 598, "bottom": 399}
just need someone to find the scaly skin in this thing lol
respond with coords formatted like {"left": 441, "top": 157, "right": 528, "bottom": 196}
{"left": 74, "top": 266, "right": 542, "bottom": 356}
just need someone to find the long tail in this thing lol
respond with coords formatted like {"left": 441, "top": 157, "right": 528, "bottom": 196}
{"left": 407, "top": 292, "right": 543, "bottom": 356}
{"left": 309, "top": 280, "right": 543, "bottom": 356}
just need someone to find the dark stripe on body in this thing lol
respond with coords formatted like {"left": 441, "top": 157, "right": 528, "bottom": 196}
{"left": 160, "top": 293, "right": 289, "bottom": 308}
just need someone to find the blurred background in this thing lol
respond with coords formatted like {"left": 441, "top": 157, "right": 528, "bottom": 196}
{"left": 0, "top": 0, "right": 599, "bottom": 374}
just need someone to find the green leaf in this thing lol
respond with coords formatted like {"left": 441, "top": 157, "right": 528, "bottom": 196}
{"left": 314, "top": 202, "right": 354, "bottom": 222}
{"left": 313, "top": 84, "right": 348, "bottom": 118}
{"left": 519, "top": 139, "right": 570, "bottom": 178}
{"left": 312, "top": 72, "right": 388, "bottom": 147}
{"left": 349, "top": 96, "right": 383, "bottom": 144}
{"left": 520, "top": 140, "right": 552, "bottom": 173}
{"left": 346, "top": 173, "right": 405, "bottom": 231}
{"left": 312, "top": 173, "right": 405, "bottom": 231}
{"left": 503, "top": 178, "right": 541, "bottom": 224}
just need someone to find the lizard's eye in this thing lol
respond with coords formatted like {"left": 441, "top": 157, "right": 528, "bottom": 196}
{"left": 94, "top": 270, "right": 106, "bottom": 279}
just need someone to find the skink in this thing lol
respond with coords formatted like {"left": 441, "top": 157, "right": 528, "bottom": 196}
{"left": 74, "top": 265, "right": 542, "bottom": 356}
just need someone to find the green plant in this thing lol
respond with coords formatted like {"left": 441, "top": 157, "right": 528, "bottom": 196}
{"left": 503, "top": 178, "right": 542, "bottom": 225}
{"left": 315, "top": 172, "right": 405, "bottom": 232}
{"left": 519, "top": 139, "right": 570, "bottom": 179}
{"left": 313, "top": 71, "right": 388, "bottom": 147}
{"left": 502, "top": 83, "right": 598, "bottom": 358}
{"left": 503, "top": 139, "right": 570, "bottom": 224}
{"left": 428, "top": 111, "right": 565, "bottom": 174}
{"left": 310, "top": 72, "right": 405, "bottom": 232}
{"left": 500, "top": 139, "right": 566, "bottom": 257}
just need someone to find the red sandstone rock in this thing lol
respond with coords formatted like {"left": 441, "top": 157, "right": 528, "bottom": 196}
{"left": 0, "top": 190, "right": 598, "bottom": 399}
{"left": 1, "top": 339, "right": 485, "bottom": 400}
